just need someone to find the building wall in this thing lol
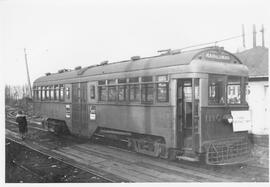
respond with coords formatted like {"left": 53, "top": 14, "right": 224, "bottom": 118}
{"left": 246, "top": 80, "right": 269, "bottom": 135}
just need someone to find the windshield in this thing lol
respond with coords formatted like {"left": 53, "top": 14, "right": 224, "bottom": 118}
{"left": 208, "top": 75, "right": 247, "bottom": 105}
{"left": 227, "top": 76, "right": 241, "bottom": 104}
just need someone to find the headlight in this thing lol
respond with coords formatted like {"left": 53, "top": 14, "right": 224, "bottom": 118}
{"left": 223, "top": 114, "right": 233, "bottom": 124}
{"left": 227, "top": 116, "right": 233, "bottom": 124}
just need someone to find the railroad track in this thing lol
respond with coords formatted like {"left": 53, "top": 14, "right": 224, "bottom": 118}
{"left": 6, "top": 135, "right": 125, "bottom": 183}
{"left": 5, "top": 106, "right": 268, "bottom": 182}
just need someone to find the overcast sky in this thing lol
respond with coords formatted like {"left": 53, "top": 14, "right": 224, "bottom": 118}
{"left": 1, "top": 0, "right": 269, "bottom": 86}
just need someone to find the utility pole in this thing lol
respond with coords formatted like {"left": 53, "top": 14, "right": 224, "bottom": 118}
{"left": 253, "top": 24, "right": 257, "bottom": 48}
{"left": 260, "top": 24, "right": 265, "bottom": 47}
{"left": 242, "top": 24, "right": 246, "bottom": 48}
{"left": 24, "top": 48, "right": 32, "bottom": 98}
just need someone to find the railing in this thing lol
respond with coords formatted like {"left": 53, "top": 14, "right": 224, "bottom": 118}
{"left": 206, "top": 136, "right": 250, "bottom": 165}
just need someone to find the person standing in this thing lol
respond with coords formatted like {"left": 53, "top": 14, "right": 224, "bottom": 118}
{"left": 15, "top": 111, "right": 28, "bottom": 140}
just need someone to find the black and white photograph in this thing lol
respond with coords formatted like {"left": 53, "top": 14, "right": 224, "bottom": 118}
{"left": 1, "top": 0, "right": 269, "bottom": 183}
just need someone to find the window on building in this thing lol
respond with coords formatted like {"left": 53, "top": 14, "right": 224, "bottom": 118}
{"left": 208, "top": 75, "right": 226, "bottom": 105}
{"left": 227, "top": 76, "right": 241, "bottom": 104}
{"left": 156, "top": 75, "right": 169, "bottom": 102}
{"left": 141, "top": 76, "right": 154, "bottom": 103}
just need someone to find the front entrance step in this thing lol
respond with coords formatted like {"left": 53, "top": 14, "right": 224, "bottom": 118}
{"left": 177, "top": 149, "right": 199, "bottom": 162}
{"left": 177, "top": 155, "right": 199, "bottom": 162}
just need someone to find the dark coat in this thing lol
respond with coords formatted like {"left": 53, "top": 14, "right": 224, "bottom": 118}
{"left": 16, "top": 115, "right": 28, "bottom": 133}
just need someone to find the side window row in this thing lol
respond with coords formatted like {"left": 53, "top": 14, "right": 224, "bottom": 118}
{"left": 97, "top": 75, "right": 169, "bottom": 103}
{"left": 33, "top": 84, "right": 70, "bottom": 101}
{"left": 33, "top": 75, "right": 169, "bottom": 104}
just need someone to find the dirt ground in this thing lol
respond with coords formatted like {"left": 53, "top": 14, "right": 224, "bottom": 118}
{"left": 5, "top": 139, "right": 110, "bottom": 183}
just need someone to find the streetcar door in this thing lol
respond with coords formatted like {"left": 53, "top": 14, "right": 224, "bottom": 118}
{"left": 72, "top": 82, "right": 88, "bottom": 136}
{"left": 177, "top": 78, "right": 200, "bottom": 152}
{"left": 176, "top": 79, "right": 193, "bottom": 151}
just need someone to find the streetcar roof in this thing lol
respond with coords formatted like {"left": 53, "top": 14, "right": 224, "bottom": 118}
{"left": 34, "top": 46, "right": 243, "bottom": 84}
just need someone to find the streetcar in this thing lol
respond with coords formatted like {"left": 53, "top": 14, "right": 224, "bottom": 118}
{"left": 32, "top": 46, "right": 251, "bottom": 165}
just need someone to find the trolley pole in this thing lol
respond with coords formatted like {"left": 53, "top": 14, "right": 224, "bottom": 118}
{"left": 24, "top": 48, "right": 32, "bottom": 98}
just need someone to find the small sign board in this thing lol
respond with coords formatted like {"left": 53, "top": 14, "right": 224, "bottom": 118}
{"left": 89, "top": 105, "right": 96, "bottom": 120}
{"left": 205, "top": 51, "right": 230, "bottom": 61}
{"left": 231, "top": 111, "right": 251, "bottom": 132}
{"left": 65, "top": 104, "right": 71, "bottom": 118}
{"left": 90, "top": 113, "right": 96, "bottom": 120}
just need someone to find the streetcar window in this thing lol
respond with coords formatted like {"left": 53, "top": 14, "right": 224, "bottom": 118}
{"left": 59, "top": 84, "right": 64, "bottom": 100}
{"left": 142, "top": 76, "right": 153, "bottom": 82}
{"left": 38, "top": 87, "right": 41, "bottom": 100}
{"left": 156, "top": 75, "right": 169, "bottom": 102}
{"left": 50, "top": 86, "right": 54, "bottom": 100}
{"left": 117, "top": 78, "right": 127, "bottom": 101}
{"left": 141, "top": 84, "right": 154, "bottom": 103}
{"left": 141, "top": 76, "right": 154, "bottom": 103}
{"left": 129, "top": 77, "right": 139, "bottom": 83}
{"left": 108, "top": 79, "right": 116, "bottom": 85}
{"left": 90, "top": 85, "right": 95, "bottom": 99}
{"left": 118, "top": 85, "right": 127, "bottom": 101}
{"left": 129, "top": 84, "right": 140, "bottom": 102}
{"left": 33, "top": 86, "right": 36, "bottom": 100}
{"left": 227, "top": 76, "right": 241, "bottom": 104}
{"left": 156, "top": 75, "right": 168, "bottom": 82}
{"left": 41, "top": 86, "right": 46, "bottom": 100}
{"left": 55, "top": 85, "right": 59, "bottom": 100}
{"left": 108, "top": 85, "right": 117, "bottom": 101}
{"left": 118, "top": 78, "right": 127, "bottom": 84}
{"left": 98, "top": 80, "right": 106, "bottom": 85}
{"left": 98, "top": 86, "right": 106, "bottom": 101}
{"left": 129, "top": 77, "right": 140, "bottom": 102}
{"left": 183, "top": 81, "right": 192, "bottom": 102}
{"left": 157, "top": 83, "right": 168, "bottom": 102}
{"left": 46, "top": 86, "right": 50, "bottom": 100}
{"left": 66, "top": 87, "right": 71, "bottom": 100}
{"left": 208, "top": 75, "right": 226, "bottom": 105}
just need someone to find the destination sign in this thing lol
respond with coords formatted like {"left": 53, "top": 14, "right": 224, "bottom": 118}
{"left": 205, "top": 51, "right": 230, "bottom": 61}
{"left": 231, "top": 111, "right": 251, "bottom": 132}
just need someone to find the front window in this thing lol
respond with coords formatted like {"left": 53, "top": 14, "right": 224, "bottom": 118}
{"left": 208, "top": 75, "right": 247, "bottom": 105}
{"left": 208, "top": 75, "right": 226, "bottom": 105}
{"left": 227, "top": 76, "right": 241, "bottom": 104}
